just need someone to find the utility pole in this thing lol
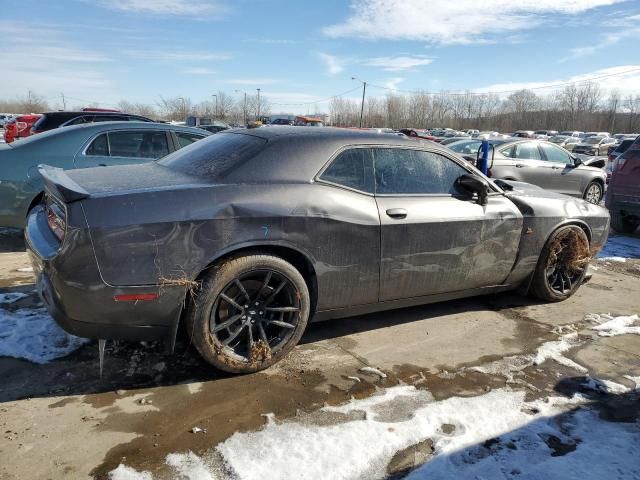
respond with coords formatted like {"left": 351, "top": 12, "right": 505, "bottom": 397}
{"left": 60, "top": 93, "right": 66, "bottom": 110}
{"left": 610, "top": 96, "right": 618, "bottom": 134}
{"left": 352, "top": 77, "right": 367, "bottom": 128}
{"left": 235, "top": 90, "right": 247, "bottom": 125}
{"left": 256, "top": 88, "right": 261, "bottom": 120}
{"left": 211, "top": 94, "right": 217, "bottom": 118}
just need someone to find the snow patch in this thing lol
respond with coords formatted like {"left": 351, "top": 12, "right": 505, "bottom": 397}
{"left": 598, "top": 256, "right": 626, "bottom": 263}
{"left": 166, "top": 451, "right": 216, "bottom": 479}
{"left": 0, "top": 307, "right": 89, "bottom": 363}
{"left": 109, "top": 464, "right": 153, "bottom": 480}
{"left": 589, "top": 314, "right": 640, "bottom": 337}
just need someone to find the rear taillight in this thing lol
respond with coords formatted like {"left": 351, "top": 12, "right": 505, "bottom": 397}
{"left": 614, "top": 156, "right": 626, "bottom": 171}
{"left": 46, "top": 203, "right": 66, "bottom": 242}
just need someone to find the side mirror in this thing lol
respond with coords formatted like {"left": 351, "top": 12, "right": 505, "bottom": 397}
{"left": 457, "top": 173, "right": 490, "bottom": 206}
{"left": 572, "top": 156, "right": 583, "bottom": 167}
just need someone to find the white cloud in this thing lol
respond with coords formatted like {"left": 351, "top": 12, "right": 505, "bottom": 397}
{"left": 121, "top": 49, "right": 231, "bottom": 62}
{"left": 476, "top": 65, "right": 640, "bottom": 97}
{"left": 183, "top": 67, "right": 216, "bottom": 75}
{"left": 97, "top": 0, "right": 226, "bottom": 16}
{"left": 364, "top": 55, "right": 432, "bottom": 71}
{"left": 560, "top": 16, "right": 640, "bottom": 61}
{"left": 228, "top": 79, "right": 279, "bottom": 86}
{"left": 323, "top": 0, "right": 621, "bottom": 45}
{"left": 318, "top": 53, "right": 345, "bottom": 75}
{"left": 383, "top": 77, "right": 405, "bottom": 91}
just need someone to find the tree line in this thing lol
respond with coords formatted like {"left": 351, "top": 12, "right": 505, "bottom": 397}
{"left": 2, "top": 82, "right": 639, "bottom": 133}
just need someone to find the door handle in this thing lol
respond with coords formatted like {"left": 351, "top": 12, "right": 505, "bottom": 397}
{"left": 98, "top": 163, "right": 107, "bottom": 167}
{"left": 515, "top": 164, "right": 525, "bottom": 168}
{"left": 551, "top": 166, "right": 561, "bottom": 170}
{"left": 386, "top": 208, "right": 407, "bottom": 219}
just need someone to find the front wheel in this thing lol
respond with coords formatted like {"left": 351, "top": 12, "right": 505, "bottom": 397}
{"left": 583, "top": 181, "right": 603, "bottom": 204}
{"left": 185, "top": 254, "right": 310, "bottom": 373}
{"left": 530, "top": 226, "right": 590, "bottom": 302}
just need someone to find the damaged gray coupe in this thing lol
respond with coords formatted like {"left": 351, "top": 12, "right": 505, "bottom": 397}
{"left": 26, "top": 127, "right": 610, "bottom": 373}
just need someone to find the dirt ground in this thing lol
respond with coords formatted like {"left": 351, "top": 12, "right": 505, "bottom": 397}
{"left": 0, "top": 229, "right": 639, "bottom": 479}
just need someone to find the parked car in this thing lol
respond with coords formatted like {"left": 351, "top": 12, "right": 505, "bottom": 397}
{"left": 270, "top": 118, "right": 295, "bottom": 126}
{"left": 3, "top": 114, "right": 41, "bottom": 143}
{"left": 512, "top": 130, "right": 535, "bottom": 138}
{"left": 440, "top": 136, "right": 471, "bottom": 146}
{"left": 549, "top": 135, "right": 580, "bottom": 152}
{"left": 606, "top": 138, "right": 636, "bottom": 182}
{"left": 583, "top": 131, "right": 610, "bottom": 139}
{"left": 446, "top": 138, "right": 510, "bottom": 162}
{"left": 534, "top": 130, "right": 558, "bottom": 139}
{"left": 294, "top": 116, "right": 323, "bottom": 126}
{"left": 606, "top": 136, "right": 640, "bottom": 233}
{"left": 399, "top": 128, "right": 436, "bottom": 140}
{"left": 0, "top": 122, "right": 210, "bottom": 228}
{"left": 25, "top": 127, "right": 609, "bottom": 373}
{"left": 477, "top": 131, "right": 500, "bottom": 139}
{"left": 194, "top": 120, "right": 230, "bottom": 133}
{"left": 573, "top": 136, "right": 617, "bottom": 156}
{"left": 559, "top": 131, "right": 583, "bottom": 137}
{"left": 30, "top": 110, "right": 154, "bottom": 135}
{"left": 463, "top": 129, "right": 479, "bottom": 136}
{"left": 486, "top": 139, "right": 607, "bottom": 203}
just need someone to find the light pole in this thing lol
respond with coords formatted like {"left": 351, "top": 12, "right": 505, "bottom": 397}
{"left": 211, "top": 94, "right": 218, "bottom": 118}
{"left": 177, "top": 96, "right": 187, "bottom": 121}
{"left": 352, "top": 77, "right": 367, "bottom": 128}
{"left": 235, "top": 89, "right": 247, "bottom": 125}
{"left": 256, "top": 88, "right": 261, "bottom": 120}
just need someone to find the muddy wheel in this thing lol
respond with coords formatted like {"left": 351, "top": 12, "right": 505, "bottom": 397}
{"left": 185, "top": 254, "right": 310, "bottom": 374}
{"left": 583, "top": 181, "right": 603, "bottom": 205}
{"left": 530, "top": 226, "right": 590, "bottom": 302}
{"left": 610, "top": 212, "right": 639, "bottom": 234}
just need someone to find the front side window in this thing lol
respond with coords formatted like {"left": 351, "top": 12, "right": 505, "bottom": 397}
{"left": 86, "top": 134, "right": 109, "bottom": 156}
{"left": 108, "top": 131, "right": 169, "bottom": 158}
{"left": 540, "top": 143, "right": 572, "bottom": 164}
{"left": 320, "top": 148, "right": 373, "bottom": 193}
{"left": 374, "top": 148, "right": 468, "bottom": 195}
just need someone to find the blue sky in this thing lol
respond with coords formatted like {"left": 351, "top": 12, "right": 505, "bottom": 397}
{"left": 1, "top": 0, "right": 639, "bottom": 113}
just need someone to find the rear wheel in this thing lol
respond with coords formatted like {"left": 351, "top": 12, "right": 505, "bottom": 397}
{"left": 530, "top": 226, "right": 590, "bottom": 302}
{"left": 610, "top": 212, "right": 639, "bottom": 234}
{"left": 583, "top": 181, "right": 603, "bottom": 204}
{"left": 185, "top": 254, "right": 310, "bottom": 373}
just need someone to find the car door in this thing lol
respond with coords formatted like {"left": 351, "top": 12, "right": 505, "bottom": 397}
{"left": 506, "top": 141, "right": 557, "bottom": 188}
{"left": 538, "top": 142, "right": 584, "bottom": 196}
{"left": 373, "top": 147, "right": 523, "bottom": 302}
{"left": 76, "top": 130, "right": 171, "bottom": 168}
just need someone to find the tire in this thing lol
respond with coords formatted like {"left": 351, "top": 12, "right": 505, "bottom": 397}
{"left": 610, "top": 212, "right": 639, "bottom": 234}
{"left": 185, "top": 253, "right": 310, "bottom": 374}
{"left": 530, "top": 226, "right": 589, "bottom": 302}
{"left": 583, "top": 181, "right": 603, "bottom": 205}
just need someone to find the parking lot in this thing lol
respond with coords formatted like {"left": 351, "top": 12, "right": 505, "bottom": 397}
{"left": 1, "top": 228, "right": 639, "bottom": 479}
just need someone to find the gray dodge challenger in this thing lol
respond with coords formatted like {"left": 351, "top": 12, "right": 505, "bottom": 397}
{"left": 26, "top": 127, "right": 610, "bottom": 373}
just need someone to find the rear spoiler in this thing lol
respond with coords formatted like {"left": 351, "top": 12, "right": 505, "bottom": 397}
{"left": 38, "top": 165, "right": 89, "bottom": 203}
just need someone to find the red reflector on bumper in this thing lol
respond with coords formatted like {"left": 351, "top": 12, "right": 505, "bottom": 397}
{"left": 113, "top": 293, "right": 159, "bottom": 302}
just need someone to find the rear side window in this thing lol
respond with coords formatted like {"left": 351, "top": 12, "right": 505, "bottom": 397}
{"left": 158, "top": 132, "right": 266, "bottom": 178}
{"left": 513, "top": 142, "right": 543, "bottom": 160}
{"left": 374, "top": 148, "right": 468, "bottom": 195}
{"left": 175, "top": 132, "right": 206, "bottom": 149}
{"left": 539, "top": 143, "right": 571, "bottom": 164}
{"left": 320, "top": 148, "right": 374, "bottom": 193}
{"left": 86, "top": 132, "right": 171, "bottom": 157}
{"left": 86, "top": 134, "right": 109, "bottom": 156}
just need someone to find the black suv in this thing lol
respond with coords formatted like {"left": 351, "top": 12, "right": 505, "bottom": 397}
{"left": 31, "top": 111, "right": 154, "bottom": 134}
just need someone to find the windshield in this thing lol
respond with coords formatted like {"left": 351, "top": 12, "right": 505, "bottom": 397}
{"left": 585, "top": 137, "right": 603, "bottom": 144}
{"left": 549, "top": 136, "right": 566, "bottom": 143}
{"left": 158, "top": 132, "right": 266, "bottom": 178}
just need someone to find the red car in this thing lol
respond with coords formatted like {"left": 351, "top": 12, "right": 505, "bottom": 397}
{"left": 3, "top": 114, "right": 41, "bottom": 143}
{"left": 399, "top": 128, "right": 436, "bottom": 141}
{"left": 606, "top": 135, "right": 640, "bottom": 234}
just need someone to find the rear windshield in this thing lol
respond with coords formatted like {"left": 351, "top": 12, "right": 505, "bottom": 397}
{"left": 158, "top": 132, "right": 266, "bottom": 178}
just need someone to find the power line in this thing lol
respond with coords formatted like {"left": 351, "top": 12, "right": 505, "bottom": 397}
{"left": 269, "top": 86, "right": 363, "bottom": 106}
{"left": 365, "top": 67, "right": 640, "bottom": 96}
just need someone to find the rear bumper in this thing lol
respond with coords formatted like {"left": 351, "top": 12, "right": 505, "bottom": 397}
{"left": 25, "top": 205, "right": 183, "bottom": 342}
{"left": 607, "top": 195, "right": 640, "bottom": 217}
